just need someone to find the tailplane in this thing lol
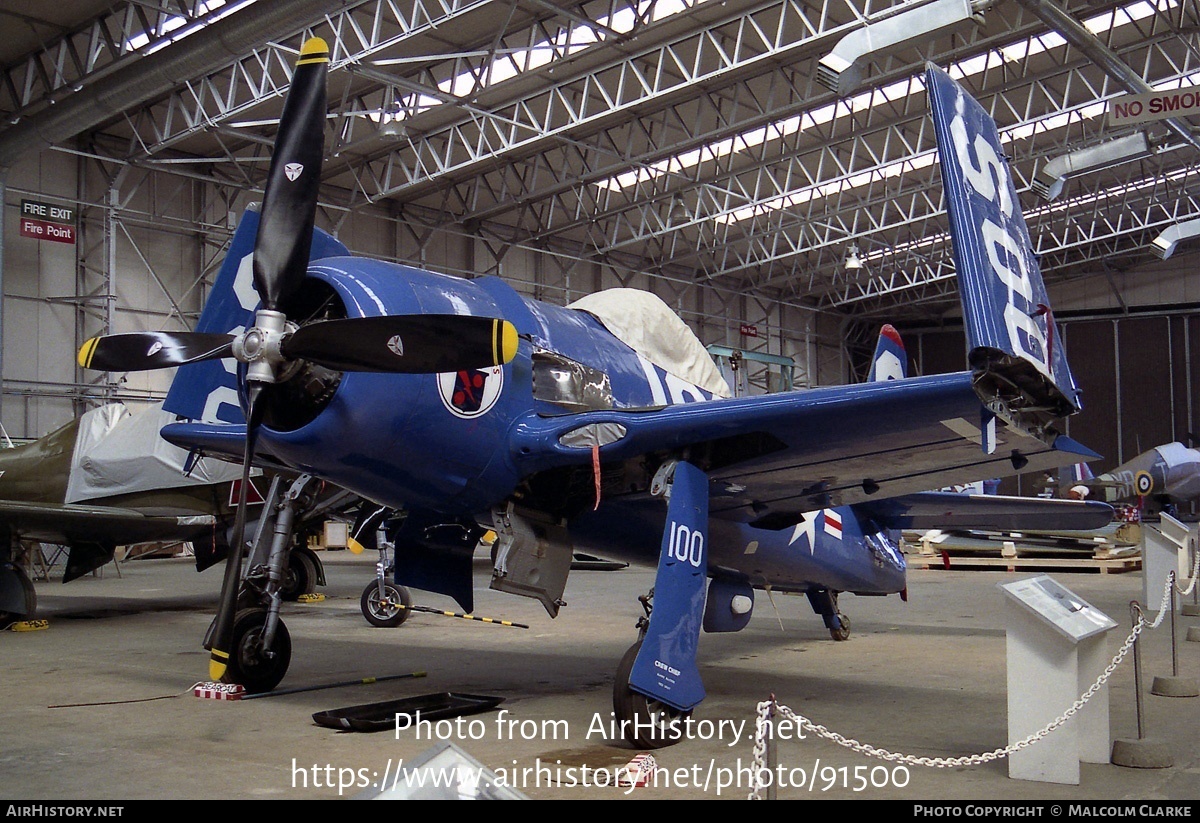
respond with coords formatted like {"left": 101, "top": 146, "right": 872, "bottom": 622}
{"left": 927, "top": 65, "right": 1081, "bottom": 435}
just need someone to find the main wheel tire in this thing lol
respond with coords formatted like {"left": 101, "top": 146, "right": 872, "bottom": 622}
{"left": 223, "top": 608, "right": 291, "bottom": 693}
{"left": 280, "top": 550, "right": 317, "bottom": 601}
{"left": 0, "top": 564, "right": 36, "bottom": 629}
{"left": 360, "top": 580, "right": 412, "bottom": 628}
{"left": 829, "top": 613, "right": 851, "bottom": 641}
{"left": 612, "top": 640, "right": 692, "bottom": 749}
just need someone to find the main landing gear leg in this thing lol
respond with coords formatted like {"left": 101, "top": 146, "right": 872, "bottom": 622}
{"left": 807, "top": 589, "right": 851, "bottom": 641}
{"left": 223, "top": 474, "right": 319, "bottom": 692}
{"left": 612, "top": 459, "right": 709, "bottom": 749}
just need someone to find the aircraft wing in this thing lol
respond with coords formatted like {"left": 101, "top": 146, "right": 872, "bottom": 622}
{"left": 0, "top": 499, "right": 216, "bottom": 546}
{"left": 510, "top": 370, "right": 1098, "bottom": 530}
{"left": 0, "top": 499, "right": 218, "bottom": 583}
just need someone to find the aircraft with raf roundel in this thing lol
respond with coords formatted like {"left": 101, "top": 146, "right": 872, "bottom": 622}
{"left": 1048, "top": 440, "right": 1200, "bottom": 516}
{"left": 77, "top": 44, "right": 1112, "bottom": 748}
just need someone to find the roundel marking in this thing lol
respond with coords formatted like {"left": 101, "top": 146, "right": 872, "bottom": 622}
{"left": 437, "top": 366, "right": 504, "bottom": 419}
{"left": 1134, "top": 470, "right": 1154, "bottom": 497}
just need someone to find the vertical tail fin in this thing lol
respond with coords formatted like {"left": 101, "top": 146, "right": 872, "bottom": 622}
{"left": 867, "top": 324, "right": 907, "bottom": 382}
{"left": 927, "top": 65, "right": 1081, "bottom": 432}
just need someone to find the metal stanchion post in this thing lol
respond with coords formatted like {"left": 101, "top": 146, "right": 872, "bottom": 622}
{"left": 1112, "top": 603, "right": 1174, "bottom": 768}
{"left": 766, "top": 698, "right": 777, "bottom": 801}
{"left": 1152, "top": 572, "right": 1199, "bottom": 697}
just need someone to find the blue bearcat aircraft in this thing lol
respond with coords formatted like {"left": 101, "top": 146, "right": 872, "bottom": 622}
{"left": 78, "top": 42, "right": 1112, "bottom": 748}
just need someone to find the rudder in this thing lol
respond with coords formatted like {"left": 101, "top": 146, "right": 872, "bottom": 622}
{"left": 927, "top": 65, "right": 1081, "bottom": 431}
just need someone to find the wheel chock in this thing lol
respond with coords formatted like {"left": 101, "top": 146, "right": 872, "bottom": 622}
{"left": 8, "top": 619, "right": 49, "bottom": 632}
{"left": 194, "top": 681, "right": 245, "bottom": 700}
{"left": 297, "top": 593, "right": 326, "bottom": 603}
{"left": 616, "top": 754, "right": 658, "bottom": 788}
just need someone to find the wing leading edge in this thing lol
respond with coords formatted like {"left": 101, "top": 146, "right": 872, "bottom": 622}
{"left": 510, "top": 370, "right": 1098, "bottom": 529}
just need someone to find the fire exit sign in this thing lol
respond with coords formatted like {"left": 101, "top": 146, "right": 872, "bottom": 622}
{"left": 19, "top": 199, "right": 76, "bottom": 244}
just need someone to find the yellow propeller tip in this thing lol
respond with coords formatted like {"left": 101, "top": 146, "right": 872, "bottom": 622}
{"left": 298, "top": 37, "right": 330, "bottom": 65}
{"left": 209, "top": 660, "right": 227, "bottom": 681}
{"left": 346, "top": 537, "right": 365, "bottom": 555}
{"left": 77, "top": 338, "right": 98, "bottom": 369}
{"left": 500, "top": 321, "right": 519, "bottom": 365}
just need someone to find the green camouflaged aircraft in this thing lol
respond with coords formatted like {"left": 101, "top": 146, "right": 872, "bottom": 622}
{"left": 0, "top": 402, "right": 333, "bottom": 627}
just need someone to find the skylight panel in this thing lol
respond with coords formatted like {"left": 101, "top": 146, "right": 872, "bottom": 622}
{"left": 438, "top": 0, "right": 705, "bottom": 99}
{"left": 125, "top": 1, "right": 258, "bottom": 55}
{"left": 594, "top": 0, "right": 1181, "bottom": 217}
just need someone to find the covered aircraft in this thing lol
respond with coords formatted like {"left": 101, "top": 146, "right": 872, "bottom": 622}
{"left": 0, "top": 402, "right": 339, "bottom": 628}
{"left": 76, "top": 43, "right": 1111, "bottom": 747}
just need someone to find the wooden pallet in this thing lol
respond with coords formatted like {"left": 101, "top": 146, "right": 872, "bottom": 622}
{"left": 901, "top": 523, "right": 1143, "bottom": 574}
{"left": 905, "top": 550, "right": 1142, "bottom": 574}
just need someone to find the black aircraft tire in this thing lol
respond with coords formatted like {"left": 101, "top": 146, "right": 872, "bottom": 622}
{"left": 830, "top": 614, "right": 851, "bottom": 641}
{"left": 224, "top": 608, "right": 291, "bottom": 694}
{"left": 280, "top": 551, "right": 317, "bottom": 602}
{"left": 0, "top": 565, "right": 36, "bottom": 629}
{"left": 612, "top": 640, "right": 691, "bottom": 750}
{"left": 360, "top": 580, "right": 411, "bottom": 628}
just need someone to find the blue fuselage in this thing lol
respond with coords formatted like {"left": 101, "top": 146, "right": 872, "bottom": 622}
{"left": 244, "top": 259, "right": 904, "bottom": 597}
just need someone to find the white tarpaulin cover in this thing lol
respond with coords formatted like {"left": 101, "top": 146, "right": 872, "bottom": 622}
{"left": 65, "top": 402, "right": 244, "bottom": 503}
{"left": 567, "top": 289, "right": 732, "bottom": 398}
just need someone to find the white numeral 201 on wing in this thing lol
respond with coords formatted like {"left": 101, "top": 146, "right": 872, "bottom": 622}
{"left": 668, "top": 521, "right": 704, "bottom": 567}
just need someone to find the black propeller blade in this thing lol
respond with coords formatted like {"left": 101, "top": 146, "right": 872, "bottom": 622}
{"left": 77, "top": 331, "right": 235, "bottom": 372}
{"left": 252, "top": 37, "right": 330, "bottom": 313}
{"left": 71, "top": 35, "right": 523, "bottom": 690}
{"left": 207, "top": 388, "right": 264, "bottom": 683}
{"left": 208, "top": 35, "right": 331, "bottom": 685}
{"left": 282, "top": 314, "right": 518, "bottom": 373}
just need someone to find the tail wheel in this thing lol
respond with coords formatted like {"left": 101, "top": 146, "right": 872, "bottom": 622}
{"left": 829, "top": 613, "right": 851, "bottom": 641}
{"left": 612, "top": 640, "right": 691, "bottom": 749}
{"left": 223, "top": 608, "right": 291, "bottom": 693}
{"left": 360, "top": 580, "right": 412, "bottom": 628}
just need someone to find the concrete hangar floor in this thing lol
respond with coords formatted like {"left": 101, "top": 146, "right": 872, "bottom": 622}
{"left": 2, "top": 550, "right": 1199, "bottom": 801}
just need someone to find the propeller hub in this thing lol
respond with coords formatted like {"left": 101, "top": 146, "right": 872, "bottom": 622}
{"left": 234, "top": 309, "right": 292, "bottom": 384}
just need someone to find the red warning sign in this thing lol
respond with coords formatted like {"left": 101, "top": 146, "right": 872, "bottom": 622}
{"left": 19, "top": 199, "right": 76, "bottom": 245}
{"left": 19, "top": 218, "right": 75, "bottom": 244}
{"left": 1109, "top": 88, "right": 1200, "bottom": 126}
{"left": 228, "top": 477, "right": 266, "bottom": 507}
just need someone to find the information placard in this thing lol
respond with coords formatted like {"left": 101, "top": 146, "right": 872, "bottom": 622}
{"left": 999, "top": 575, "right": 1116, "bottom": 643}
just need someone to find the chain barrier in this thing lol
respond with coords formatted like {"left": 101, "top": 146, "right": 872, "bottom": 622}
{"left": 748, "top": 550, "right": 1199, "bottom": 800}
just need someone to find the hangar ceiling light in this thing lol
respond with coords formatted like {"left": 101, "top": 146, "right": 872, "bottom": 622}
{"left": 816, "top": 0, "right": 986, "bottom": 96}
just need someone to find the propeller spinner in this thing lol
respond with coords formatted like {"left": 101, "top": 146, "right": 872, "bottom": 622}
{"left": 76, "top": 36, "right": 518, "bottom": 689}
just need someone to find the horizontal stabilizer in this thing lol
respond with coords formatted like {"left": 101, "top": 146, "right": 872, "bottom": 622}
{"left": 853, "top": 491, "right": 1113, "bottom": 532}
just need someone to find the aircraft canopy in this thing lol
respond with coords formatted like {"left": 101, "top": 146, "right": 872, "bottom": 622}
{"left": 568, "top": 289, "right": 731, "bottom": 399}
